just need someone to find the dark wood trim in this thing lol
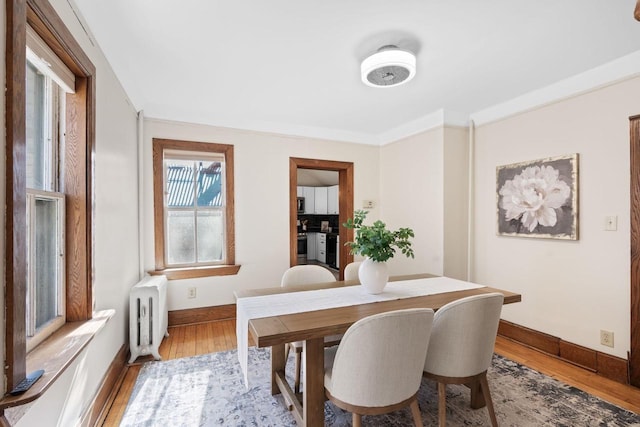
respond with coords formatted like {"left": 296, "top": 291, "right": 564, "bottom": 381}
{"left": 5, "top": 0, "right": 95, "bottom": 394}
{"left": 152, "top": 138, "right": 236, "bottom": 271}
{"left": 149, "top": 265, "right": 241, "bottom": 280}
{"left": 498, "top": 319, "right": 629, "bottom": 384}
{"left": 631, "top": 115, "right": 640, "bottom": 387}
{"left": 289, "top": 157, "right": 354, "bottom": 279}
{"left": 5, "top": 0, "right": 28, "bottom": 393}
{"left": 559, "top": 341, "right": 596, "bottom": 372}
{"left": 79, "top": 344, "right": 128, "bottom": 427}
{"left": 498, "top": 319, "right": 560, "bottom": 355}
{"left": 168, "top": 304, "right": 236, "bottom": 327}
{"left": 597, "top": 351, "right": 630, "bottom": 385}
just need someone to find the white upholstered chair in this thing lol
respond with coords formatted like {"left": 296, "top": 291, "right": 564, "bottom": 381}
{"left": 324, "top": 308, "right": 434, "bottom": 427}
{"left": 422, "top": 292, "right": 504, "bottom": 427}
{"left": 343, "top": 261, "right": 362, "bottom": 281}
{"left": 281, "top": 265, "right": 340, "bottom": 393}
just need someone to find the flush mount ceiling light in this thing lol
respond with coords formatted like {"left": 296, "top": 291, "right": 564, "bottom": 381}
{"left": 361, "top": 45, "right": 416, "bottom": 88}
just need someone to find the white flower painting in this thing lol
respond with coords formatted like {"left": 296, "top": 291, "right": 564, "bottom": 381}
{"left": 497, "top": 154, "right": 578, "bottom": 240}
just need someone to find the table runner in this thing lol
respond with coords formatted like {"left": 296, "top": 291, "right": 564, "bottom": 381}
{"left": 236, "top": 276, "right": 485, "bottom": 387}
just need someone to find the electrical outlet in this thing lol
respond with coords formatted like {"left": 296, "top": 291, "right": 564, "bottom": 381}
{"left": 187, "top": 287, "right": 197, "bottom": 299}
{"left": 363, "top": 200, "right": 374, "bottom": 209}
{"left": 600, "top": 330, "right": 614, "bottom": 348}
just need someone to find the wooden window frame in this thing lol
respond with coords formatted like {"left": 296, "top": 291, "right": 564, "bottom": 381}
{"left": 6, "top": 0, "right": 95, "bottom": 391}
{"left": 151, "top": 138, "right": 239, "bottom": 280}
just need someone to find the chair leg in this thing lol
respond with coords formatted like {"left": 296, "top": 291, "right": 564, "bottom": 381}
{"left": 479, "top": 372, "right": 499, "bottom": 427}
{"left": 438, "top": 382, "right": 447, "bottom": 427}
{"left": 352, "top": 412, "right": 362, "bottom": 427}
{"left": 294, "top": 351, "right": 302, "bottom": 394}
{"left": 410, "top": 399, "right": 423, "bottom": 427}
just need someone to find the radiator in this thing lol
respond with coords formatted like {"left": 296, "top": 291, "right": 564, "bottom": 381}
{"left": 129, "top": 275, "right": 169, "bottom": 363}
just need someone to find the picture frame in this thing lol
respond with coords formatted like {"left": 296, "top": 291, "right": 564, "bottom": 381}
{"left": 496, "top": 153, "right": 578, "bottom": 240}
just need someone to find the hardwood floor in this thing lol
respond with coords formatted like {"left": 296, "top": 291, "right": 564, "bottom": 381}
{"left": 101, "top": 320, "right": 640, "bottom": 426}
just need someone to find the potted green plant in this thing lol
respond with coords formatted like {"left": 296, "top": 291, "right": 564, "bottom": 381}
{"left": 343, "top": 209, "right": 415, "bottom": 293}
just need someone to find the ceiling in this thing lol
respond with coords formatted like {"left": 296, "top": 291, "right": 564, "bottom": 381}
{"left": 72, "top": 0, "right": 640, "bottom": 145}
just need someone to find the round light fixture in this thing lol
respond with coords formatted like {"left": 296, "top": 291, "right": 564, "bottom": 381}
{"left": 361, "top": 45, "right": 416, "bottom": 88}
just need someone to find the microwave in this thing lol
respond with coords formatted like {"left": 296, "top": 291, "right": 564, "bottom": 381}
{"left": 297, "top": 197, "right": 305, "bottom": 214}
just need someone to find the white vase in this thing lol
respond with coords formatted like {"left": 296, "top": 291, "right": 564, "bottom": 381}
{"left": 358, "top": 258, "right": 389, "bottom": 294}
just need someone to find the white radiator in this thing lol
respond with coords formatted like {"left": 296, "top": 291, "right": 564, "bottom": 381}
{"left": 129, "top": 275, "right": 169, "bottom": 363}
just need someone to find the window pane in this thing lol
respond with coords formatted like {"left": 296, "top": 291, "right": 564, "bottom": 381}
{"left": 197, "top": 210, "right": 224, "bottom": 263}
{"left": 26, "top": 62, "right": 46, "bottom": 190}
{"left": 166, "top": 160, "right": 195, "bottom": 207}
{"left": 167, "top": 210, "right": 196, "bottom": 264}
{"left": 196, "top": 162, "right": 223, "bottom": 207}
{"left": 34, "top": 198, "right": 59, "bottom": 330}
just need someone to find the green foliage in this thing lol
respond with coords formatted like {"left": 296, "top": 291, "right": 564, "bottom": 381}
{"left": 343, "top": 210, "right": 415, "bottom": 263}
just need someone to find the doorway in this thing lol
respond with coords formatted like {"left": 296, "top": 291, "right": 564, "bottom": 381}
{"left": 289, "top": 158, "right": 354, "bottom": 279}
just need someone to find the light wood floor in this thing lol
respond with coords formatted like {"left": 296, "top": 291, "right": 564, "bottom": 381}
{"left": 102, "top": 320, "right": 640, "bottom": 426}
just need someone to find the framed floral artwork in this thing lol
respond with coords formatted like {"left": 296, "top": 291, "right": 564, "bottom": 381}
{"left": 496, "top": 153, "right": 578, "bottom": 240}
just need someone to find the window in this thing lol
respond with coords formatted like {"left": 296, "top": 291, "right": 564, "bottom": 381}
{"left": 24, "top": 26, "right": 72, "bottom": 351}
{"left": 152, "top": 139, "right": 239, "bottom": 279}
{"left": 25, "top": 190, "right": 65, "bottom": 351}
{"left": 6, "top": 0, "right": 96, "bottom": 392}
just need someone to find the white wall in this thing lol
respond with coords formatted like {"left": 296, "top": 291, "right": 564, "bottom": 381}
{"left": 472, "top": 76, "right": 640, "bottom": 359}
{"left": 379, "top": 128, "right": 446, "bottom": 277}
{"left": 143, "top": 119, "right": 381, "bottom": 309}
{"left": 443, "top": 127, "right": 469, "bottom": 280}
{"left": 3, "top": 0, "right": 140, "bottom": 425}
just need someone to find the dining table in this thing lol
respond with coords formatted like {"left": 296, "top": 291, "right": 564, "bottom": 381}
{"left": 234, "top": 273, "right": 521, "bottom": 427}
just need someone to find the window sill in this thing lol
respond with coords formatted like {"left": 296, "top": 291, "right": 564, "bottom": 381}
{"left": 150, "top": 264, "right": 241, "bottom": 280}
{"left": 0, "top": 309, "right": 115, "bottom": 411}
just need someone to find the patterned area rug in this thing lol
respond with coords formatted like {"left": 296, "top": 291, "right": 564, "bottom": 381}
{"left": 121, "top": 347, "right": 640, "bottom": 426}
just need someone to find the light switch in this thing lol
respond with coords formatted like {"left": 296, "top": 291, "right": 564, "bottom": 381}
{"left": 605, "top": 216, "right": 617, "bottom": 231}
{"left": 363, "top": 200, "right": 374, "bottom": 209}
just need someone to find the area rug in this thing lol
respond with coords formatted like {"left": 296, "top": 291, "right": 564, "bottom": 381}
{"left": 121, "top": 347, "right": 640, "bottom": 426}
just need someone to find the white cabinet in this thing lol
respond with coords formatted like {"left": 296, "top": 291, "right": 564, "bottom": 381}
{"left": 336, "top": 235, "right": 340, "bottom": 269}
{"left": 327, "top": 185, "right": 339, "bottom": 214}
{"left": 307, "top": 232, "right": 317, "bottom": 260}
{"left": 302, "top": 186, "right": 315, "bottom": 214}
{"left": 314, "top": 187, "right": 328, "bottom": 214}
{"left": 317, "top": 233, "right": 326, "bottom": 263}
{"left": 297, "top": 186, "right": 303, "bottom": 197}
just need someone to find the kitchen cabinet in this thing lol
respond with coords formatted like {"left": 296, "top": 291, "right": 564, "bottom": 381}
{"left": 327, "top": 185, "right": 339, "bottom": 214}
{"left": 297, "top": 186, "right": 303, "bottom": 197}
{"left": 307, "top": 232, "right": 317, "bottom": 260}
{"left": 314, "top": 187, "right": 328, "bottom": 214}
{"left": 317, "top": 233, "right": 326, "bottom": 263}
{"left": 302, "top": 186, "right": 315, "bottom": 214}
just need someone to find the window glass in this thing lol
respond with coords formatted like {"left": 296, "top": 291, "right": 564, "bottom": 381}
{"left": 164, "top": 155, "right": 226, "bottom": 267}
{"left": 33, "top": 197, "right": 60, "bottom": 329}
{"left": 196, "top": 210, "right": 224, "bottom": 263}
{"left": 166, "top": 210, "right": 196, "bottom": 265}
{"left": 26, "top": 62, "right": 46, "bottom": 190}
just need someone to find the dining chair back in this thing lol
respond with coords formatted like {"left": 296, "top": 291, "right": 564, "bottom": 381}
{"left": 280, "top": 264, "right": 338, "bottom": 393}
{"left": 281, "top": 264, "right": 336, "bottom": 287}
{"left": 343, "top": 261, "right": 362, "bottom": 281}
{"left": 422, "top": 292, "right": 504, "bottom": 427}
{"left": 325, "top": 308, "right": 434, "bottom": 427}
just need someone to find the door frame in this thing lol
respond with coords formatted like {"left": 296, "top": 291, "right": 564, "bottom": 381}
{"left": 630, "top": 114, "right": 640, "bottom": 386}
{"left": 289, "top": 157, "right": 354, "bottom": 279}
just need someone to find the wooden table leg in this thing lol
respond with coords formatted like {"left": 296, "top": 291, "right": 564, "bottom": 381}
{"left": 302, "top": 337, "right": 324, "bottom": 427}
{"left": 271, "top": 344, "right": 286, "bottom": 395}
{"left": 469, "top": 377, "right": 486, "bottom": 409}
